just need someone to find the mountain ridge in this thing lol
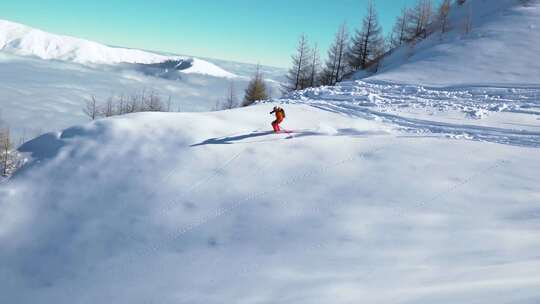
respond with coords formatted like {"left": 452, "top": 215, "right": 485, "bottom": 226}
{"left": 0, "top": 19, "right": 236, "bottom": 78}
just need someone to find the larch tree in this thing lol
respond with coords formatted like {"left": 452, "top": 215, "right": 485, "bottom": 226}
{"left": 224, "top": 80, "right": 237, "bottom": 109}
{"left": 320, "top": 42, "right": 338, "bottom": 86}
{"left": 407, "top": 0, "right": 434, "bottom": 39}
{"left": 285, "top": 34, "right": 311, "bottom": 92}
{"left": 243, "top": 65, "right": 268, "bottom": 106}
{"left": 307, "top": 43, "right": 321, "bottom": 88}
{"left": 103, "top": 97, "right": 114, "bottom": 117}
{"left": 348, "top": 0, "right": 385, "bottom": 70}
{"left": 1, "top": 128, "right": 12, "bottom": 177}
{"left": 321, "top": 23, "right": 349, "bottom": 86}
{"left": 463, "top": 2, "right": 473, "bottom": 34}
{"left": 389, "top": 8, "right": 410, "bottom": 49}
{"left": 437, "top": 0, "right": 452, "bottom": 33}
{"left": 83, "top": 95, "right": 100, "bottom": 120}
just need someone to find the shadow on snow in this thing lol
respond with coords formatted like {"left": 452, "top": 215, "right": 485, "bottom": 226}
{"left": 191, "top": 129, "right": 388, "bottom": 147}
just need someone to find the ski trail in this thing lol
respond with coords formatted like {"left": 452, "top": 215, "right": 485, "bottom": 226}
{"left": 168, "top": 140, "right": 391, "bottom": 239}
{"left": 280, "top": 80, "right": 540, "bottom": 148}
{"left": 159, "top": 147, "right": 246, "bottom": 215}
{"left": 308, "top": 102, "right": 540, "bottom": 148}
{"left": 160, "top": 125, "right": 271, "bottom": 213}
{"left": 290, "top": 81, "right": 540, "bottom": 114}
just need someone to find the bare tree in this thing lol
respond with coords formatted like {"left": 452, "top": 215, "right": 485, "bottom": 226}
{"left": 438, "top": 0, "right": 452, "bottom": 33}
{"left": 116, "top": 94, "right": 126, "bottom": 116}
{"left": 307, "top": 43, "right": 321, "bottom": 87}
{"left": 166, "top": 96, "right": 172, "bottom": 112}
{"left": 103, "top": 97, "right": 115, "bottom": 117}
{"left": 321, "top": 22, "right": 349, "bottom": 85}
{"left": 407, "top": 0, "right": 434, "bottom": 39}
{"left": 285, "top": 34, "right": 311, "bottom": 92}
{"left": 320, "top": 42, "right": 339, "bottom": 86}
{"left": 1, "top": 128, "right": 12, "bottom": 177}
{"left": 463, "top": 3, "right": 473, "bottom": 34}
{"left": 83, "top": 90, "right": 170, "bottom": 119}
{"left": 126, "top": 94, "right": 139, "bottom": 113}
{"left": 144, "top": 91, "right": 164, "bottom": 112}
{"left": 224, "top": 80, "right": 237, "bottom": 109}
{"left": 348, "top": 0, "right": 385, "bottom": 70}
{"left": 334, "top": 23, "right": 349, "bottom": 83}
{"left": 83, "top": 96, "right": 100, "bottom": 120}
{"left": 389, "top": 7, "right": 410, "bottom": 49}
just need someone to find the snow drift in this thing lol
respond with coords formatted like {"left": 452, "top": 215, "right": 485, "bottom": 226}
{"left": 361, "top": 0, "right": 540, "bottom": 86}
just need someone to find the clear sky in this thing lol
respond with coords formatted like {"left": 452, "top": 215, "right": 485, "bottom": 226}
{"left": 0, "top": 0, "right": 440, "bottom": 68}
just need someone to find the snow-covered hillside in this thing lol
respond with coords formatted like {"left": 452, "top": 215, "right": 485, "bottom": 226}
{"left": 360, "top": 0, "right": 540, "bottom": 86}
{"left": 1, "top": 1, "right": 539, "bottom": 302}
{"left": 1, "top": 100, "right": 539, "bottom": 303}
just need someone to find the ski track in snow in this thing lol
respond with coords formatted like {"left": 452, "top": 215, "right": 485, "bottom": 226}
{"left": 281, "top": 81, "right": 540, "bottom": 148}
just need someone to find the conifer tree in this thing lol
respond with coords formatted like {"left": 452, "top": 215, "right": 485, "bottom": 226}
{"left": 320, "top": 23, "right": 349, "bottom": 86}
{"left": 407, "top": 0, "right": 434, "bottom": 39}
{"left": 285, "top": 34, "right": 311, "bottom": 92}
{"left": 1, "top": 128, "right": 12, "bottom": 177}
{"left": 463, "top": 2, "right": 473, "bottom": 34}
{"left": 307, "top": 43, "right": 321, "bottom": 88}
{"left": 224, "top": 80, "right": 237, "bottom": 109}
{"left": 437, "top": 0, "right": 452, "bottom": 33}
{"left": 243, "top": 65, "right": 268, "bottom": 106}
{"left": 389, "top": 8, "right": 410, "bottom": 48}
{"left": 83, "top": 96, "right": 100, "bottom": 120}
{"left": 348, "top": 0, "right": 385, "bottom": 70}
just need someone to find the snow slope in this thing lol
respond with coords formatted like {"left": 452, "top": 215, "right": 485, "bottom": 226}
{"left": 361, "top": 0, "right": 540, "bottom": 87}
{"left": 1, "top": 1, "right": 540, "bottom": 302}
{"left": 0, "top": 19, "right": 235, "bottom": 78}
{"left": 1, "top": 102, "right": 539, "bottom": 303}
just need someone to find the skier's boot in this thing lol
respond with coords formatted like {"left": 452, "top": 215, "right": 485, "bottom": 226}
{"left": 272, "top": 121, "right": 280, "bottom": 133}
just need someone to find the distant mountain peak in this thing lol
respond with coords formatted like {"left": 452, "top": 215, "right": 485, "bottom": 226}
{"left": 0, "top": 19, "right": 236, "bottom": 78}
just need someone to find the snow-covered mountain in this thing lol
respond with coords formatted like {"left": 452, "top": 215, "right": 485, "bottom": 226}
{"left": 0, "top": 19, "right": 235, "bottom": 78}
{"left": 359, "top": 0, "right": 540, "bottom": 86}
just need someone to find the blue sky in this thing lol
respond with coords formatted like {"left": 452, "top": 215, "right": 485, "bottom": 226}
{"left": 0, "top": 0, "right": 440, "bottom": 68}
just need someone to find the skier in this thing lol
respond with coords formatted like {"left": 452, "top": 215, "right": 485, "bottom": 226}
{"left": 270, "top": 106, "right": 285, "bottom": 133}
